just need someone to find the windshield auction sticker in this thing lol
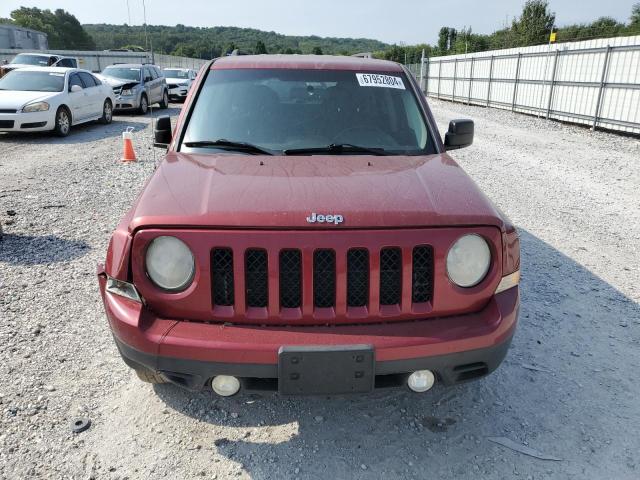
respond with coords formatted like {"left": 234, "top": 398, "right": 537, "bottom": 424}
{"left": 356, "top": 73, "right": 405, "bottom": 90}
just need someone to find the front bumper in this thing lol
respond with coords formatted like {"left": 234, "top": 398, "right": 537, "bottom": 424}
{"left": 113, "top": 95, "right": 140, "bottom": 111}
{"left": 168, "top": 86, "right": 188, "bottom": 100}
{"left": 98, "top": 273, "right": 519, "bottom": 392}
{"left": 0, "top": 110, "right": 53, "bottom": 132}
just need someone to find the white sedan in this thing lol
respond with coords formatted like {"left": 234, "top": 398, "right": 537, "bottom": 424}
{"left": 0, "top": 67, "right": 115, "bottom": 136}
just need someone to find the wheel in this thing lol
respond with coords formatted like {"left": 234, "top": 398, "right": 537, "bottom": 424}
{"left": 53, "top": 107, "right": 71, "bottom": 137}
{"left": 159, "top": 90, "right": 169, "bottom": 109}
{"left": 134, "top": 368, "right": 166, "bottom": 384}
{"left": 138, "top": 94, "right": 148, "bottom": 115}
{"left": 99, "top": 99, "right": 113, "bottom": 124}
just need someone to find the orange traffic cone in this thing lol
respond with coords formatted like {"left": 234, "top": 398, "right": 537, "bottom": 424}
{"left": 121, "top": 128, "right": 137, "bottom": 163}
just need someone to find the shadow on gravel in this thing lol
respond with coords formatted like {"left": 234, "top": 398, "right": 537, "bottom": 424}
{"left": 0, "top": 120, "right": 147, "bottom": 145}
{"left": 150, "top": 229, "right": 640, "bottom": 479}
{"left": 0, "top": 233, "right": 89, "bottom": 265}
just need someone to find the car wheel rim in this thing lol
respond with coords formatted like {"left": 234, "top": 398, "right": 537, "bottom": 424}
{"left": 141, "top": 98, "right": 147, "bottom": 112}
{"left": 58, "top": 112, "right": 69, "bottom": 133}
{"left": 105, "top": 103, "right": 112, "bottom": 121}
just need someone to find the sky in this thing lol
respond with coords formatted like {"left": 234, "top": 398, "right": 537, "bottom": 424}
{"left": 1, "top": 0, "right": 636, "bottom": 45}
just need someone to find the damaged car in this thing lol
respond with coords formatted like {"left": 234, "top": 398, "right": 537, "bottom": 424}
{"left": 99, "top": 64, "right": 169, "bottom": 114}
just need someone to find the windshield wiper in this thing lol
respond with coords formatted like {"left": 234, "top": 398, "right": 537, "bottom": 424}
{"left": 183, "top": 139, "right": 274, "bottom": 155}
{"left": 283, "top": 143, "right": 389, "bottom": 156}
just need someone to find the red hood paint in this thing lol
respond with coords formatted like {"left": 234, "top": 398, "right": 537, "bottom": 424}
{"left": 128, "top": 152, "right": 505, "bottom": 232}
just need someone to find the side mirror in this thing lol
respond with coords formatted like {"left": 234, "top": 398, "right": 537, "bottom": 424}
{"left": 444, "top": 119, "right": 474, "bottom": 150}
{"left": 70, "top": 84, "right": 83, "bottom": 93}
{"left": 154, "top": 116, "right": 172, "bottom": 148}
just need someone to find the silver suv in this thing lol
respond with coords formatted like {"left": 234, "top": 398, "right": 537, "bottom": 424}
{"left": 99, "top": 64, "right": 169, "bottom": 114}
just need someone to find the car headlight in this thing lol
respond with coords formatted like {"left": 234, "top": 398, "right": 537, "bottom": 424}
{"left": 121, "top": 88, "right": 133, "bottom": 96}
{"left": 22, "top": 101, "right": 49, "bottom": 113}
{"left": 145, "top": 236, "right": 195, "bottom": 291}
{"left": 446, "top": 234, "right": 491, "bottom": 288}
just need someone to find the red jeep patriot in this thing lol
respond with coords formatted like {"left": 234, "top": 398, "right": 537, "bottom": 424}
{"left": 98, "top": 55, "right": 520, "bottom": 396}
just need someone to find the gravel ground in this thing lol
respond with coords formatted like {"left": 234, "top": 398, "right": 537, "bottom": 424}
{"left": 0, "top": 100, "right": 639, "bottom": 480}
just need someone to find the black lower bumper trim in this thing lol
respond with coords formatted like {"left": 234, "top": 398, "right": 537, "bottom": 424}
{"left": 114, "top": 335, "right": 513, "bottom": 393}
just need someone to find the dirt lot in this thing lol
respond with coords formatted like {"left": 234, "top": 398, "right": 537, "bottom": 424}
{"left": 1, "top": 100, "right": 639, "bottom": 480}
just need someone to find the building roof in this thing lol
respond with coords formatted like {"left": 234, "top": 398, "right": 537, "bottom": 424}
{"left": 212, "top": 54, "right": 402, "bottom": 72}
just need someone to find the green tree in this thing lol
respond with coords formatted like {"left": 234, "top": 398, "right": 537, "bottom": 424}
{"left": 511, "top": 0, "right": 555, "bottom": 47}
{"left": 254, "top": 40, "right": 267, "bottom": 54}
{"left": 632, "top": 3, "right": 640, "bottom": 27}
{"left": 10, "top": 7, "right": 95, "bottom": 49}
{"left": 312, "top": 46, "right": 323, "bottom": 55}
{"left": 437, "top": 27, "right": 449, "bottom": 53}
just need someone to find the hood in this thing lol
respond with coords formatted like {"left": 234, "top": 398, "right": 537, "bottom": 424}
{"left": 165, "top": 78, "right": 188, "bottom": 85}
{"left": 128, "top": 153, "right": 505, "bottom": 231}
{"left": 0, "top": 90, "right": 55, "bottom": 110}
{"left": 97, "top": 75, "right": 139, "bottom": 89}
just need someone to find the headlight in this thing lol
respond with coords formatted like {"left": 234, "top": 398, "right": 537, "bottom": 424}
{"left": 446, "top": 234, "right": 491, "bottom": 288}
{"left": 121, "top": 88, "right": 133, "bottom": 96}
{"left": 22, "top": 101, "right": 49, "bottom": 113}
{"left": 145, "top": 236, "right": 195, "bottom": 291}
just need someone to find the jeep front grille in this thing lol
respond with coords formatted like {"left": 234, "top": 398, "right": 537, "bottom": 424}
{"left": 412, "top": 246, "right": 434, "bottom": 303}
{"left": 211, "top": 248, "right": 234, "bottom": 306}
{"left": 313, "top": 249, "right": 336, "bottom": 308}
{"left": 380, "top": 247, "right": 402, "bottom": 305}
{"left": 346, "top": 249, "right": 369, "bottom": 307}
{"left": 279, "top": 250, "right": 302, "bottom": 308}
{"left": 245, "top": 249, "right": 268, "bottom": 308}
{"left": 210, "top": 244, "right": 434, "bottom": 318}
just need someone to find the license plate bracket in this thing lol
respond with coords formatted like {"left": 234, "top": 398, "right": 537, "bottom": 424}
{"left": 278, "top": 345, "right": 375, "bottom": 395}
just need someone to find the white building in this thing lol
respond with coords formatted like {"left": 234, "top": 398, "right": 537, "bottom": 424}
{"left": 0, "top": 25, "right": 48, "bottom": 50}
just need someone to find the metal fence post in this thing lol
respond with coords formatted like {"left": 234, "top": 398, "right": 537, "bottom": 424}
{"left": 592, "top": 45, "right": 612, "bottom": 131}
{"left": 546, "top": 50, "right": 560, "bottom": 119}
{"left": 468, "top": 57, "right": 475, "bottom": 105}
{"left": 512, "top": 53, "right": 522, "bottom": 112}
{"left": 487, "top": 55, "right": 494, "bottom": 107}
{"left": 425, "top": 57, "right": 430, "bottom": 95}
{"left": 452, "top": 58, "right": 458, "bottom": 102}
{"left": 437, "top": 61, "right": 441, "bottom": 99}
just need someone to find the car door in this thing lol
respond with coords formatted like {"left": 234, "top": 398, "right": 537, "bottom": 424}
{"left": 67, "top": 72, "right": 89, "bottom": 121}
{"left": 150, "top": 67, "right": 163, "bottom": 103}
{"left": 78, "top": 72, "right": 102, "bottom": 117}
{"left": 142, "top": 67, "right": 156, "bottom": 104}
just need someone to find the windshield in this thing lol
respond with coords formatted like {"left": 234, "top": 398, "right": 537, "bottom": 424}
{"left": 181, "top": 69, "right": 433, "bottom": 155}
{"left": 11, "top": 54, "right": 50, "bottom": 66}
{"left": 163, "top": 69, "right": 189, "bottom": 79}
{"left": 102, "top": 67, "right": 141, "bottom": 82}
{"left": 0, "top": 71, "right": 65, "bottom": 92}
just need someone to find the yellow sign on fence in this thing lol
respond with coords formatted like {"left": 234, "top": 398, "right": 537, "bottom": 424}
{"left": 550, "top": 32, "right": 557, "bottom": 43}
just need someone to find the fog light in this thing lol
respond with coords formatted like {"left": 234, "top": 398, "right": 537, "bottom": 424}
{"left": 407, "top": 370, "right": 435, "bottom": 393}
{"left": 211, "top": 375, "right": 240, "bottom": 396}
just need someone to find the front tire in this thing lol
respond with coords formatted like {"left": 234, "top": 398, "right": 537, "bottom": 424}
{"left": 53, "top": 107, "right": 71, "bottom": 137}
{"left": 99, "top": 99, "right": 113, "bottom": 124}
{"left": 138, "top": 94, "right": 148, "bottom": 115}
{"left": 134, "top": 368, "right": 166, "bottom": 384}
{"left": 159, "top": 90, "right": 169, "bottom": 109}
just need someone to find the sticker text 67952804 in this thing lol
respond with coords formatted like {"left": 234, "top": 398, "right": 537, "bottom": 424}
{"left": 356, "top": 73, "right": 405, "bottom": 90}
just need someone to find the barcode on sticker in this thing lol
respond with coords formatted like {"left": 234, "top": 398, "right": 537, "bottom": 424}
{"left": 356, "top": 73, "right": 405, "bottom": 90}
